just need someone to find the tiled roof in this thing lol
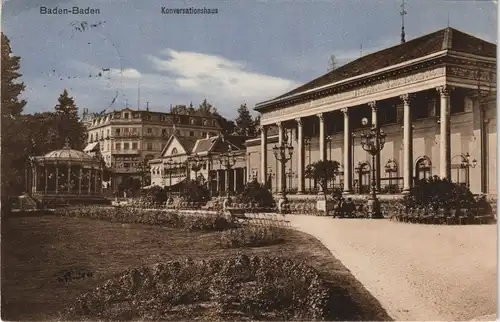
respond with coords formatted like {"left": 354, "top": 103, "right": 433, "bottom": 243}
{"left": 192, "top": 137, "right": 215, "bottom": 154}
{"left": 261, "top": 28, "right": 496, "bottom": 105}
{"left": 177, "top": 136, "right": 198, "bottom": 153}
{"left": 193, "top": 135, "right": 249, "bottom": 154}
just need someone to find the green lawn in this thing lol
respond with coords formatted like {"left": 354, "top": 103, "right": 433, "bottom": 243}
{"left": 2, "top": 214, "right": 390, "bottom": 321}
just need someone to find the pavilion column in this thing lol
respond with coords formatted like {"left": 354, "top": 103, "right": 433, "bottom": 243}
{"left": 78, "top": 168, "right": 82, "bottom": 195}
{"left": 341, "top": 108, "right": 353, "bottom": 193}
{"left": 296, "top": 117, "right": 305, "bottom": 194}
{"left": 94, "top": 168, "right": 99, "bottom": 194}
{"left": 44, "top": 166, "right": 48, "bottom": 194}
{"left": 277, "top": 122, "right": 284, "bottom": 193}
{"left": 216, "top": 170, "right": 220, "bottom": 193}
{"left": 260, "top": 125, "right": 268, "bottom": 185}
{"left": 225, "top": 168, "right": 230, "bottom": 194}
{"left": 437, "top": 86, "right": 452, "bottom": 180}
{"left": 67, "top": 163, "right": 71, "bottom": 194}
{"left": 32, "top": 163, "right": 37, "bottom": 193}
{"left": 401, "top": 94, "right": 414, "bottom": 193}
{"left": 55, "top": 165, "right": 59, "bottom": 194}
{"left": 369, "top": 101, "right": 381, "bottom": 192}
{"left": 88, "top": 169, "right": 92, "bottom": 194}
{"left": 233, "top": 168, "right": 238, "bottom": 192}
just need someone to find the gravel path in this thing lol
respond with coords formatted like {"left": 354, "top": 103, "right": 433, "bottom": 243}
{"left": 287, "top": 216, "right": 497, "bottom": 321}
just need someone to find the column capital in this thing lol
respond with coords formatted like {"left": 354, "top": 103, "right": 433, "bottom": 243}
{"left": 368, "top": 101, "right": 377, "bottom": 110}
{"left": 340, "top": 107, "right": 349, "bottom": 115}
{"left": 276, "top": 121, "right": 283, "bottom": 129}
{"left": 258, "top": 124, "right": 267, "bottom": 133}
{"left": 317, "top": 113, "right": 324, "bottom": 121}
{"left": 295, "top": 117, "right": 303, "bottom": 126}
{"left": 436, "top": 86, "right": 453, "bottom": 97}
{"left": 400, "top": 93, "right": 414, "bottom": 104}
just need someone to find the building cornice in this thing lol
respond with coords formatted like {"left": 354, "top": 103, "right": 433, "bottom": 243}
{"left": 255, "top": 50, "right": 449, "bottom": 111}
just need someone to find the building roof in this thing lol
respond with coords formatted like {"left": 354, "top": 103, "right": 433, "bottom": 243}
{"left": 257, "top": 27, "right": 496, "bottom": 107}
{"left": 192, "top": 135, "right": 248, "bottom": 155}
{"left": 37, "top": 140, "right": 97, "bottom": 163}
{"left": 176, "top": 136, "right": 198, "bottom": 154}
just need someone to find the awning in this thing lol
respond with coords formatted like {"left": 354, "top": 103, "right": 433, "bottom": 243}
{"left": 83, "top": 142, "right": 99, "bottom": 152}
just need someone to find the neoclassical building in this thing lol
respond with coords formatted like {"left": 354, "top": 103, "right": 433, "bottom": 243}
{"left": 149, "top": 134, "right": 248, "bottom": 196}
{"left": 247, "top": 27, "right": 496, "bottom": 196}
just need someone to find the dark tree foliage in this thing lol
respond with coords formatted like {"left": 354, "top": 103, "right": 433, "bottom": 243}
{"left": 140, "top": 186, "right": 168, "bottom": 206}
{"left": 305, "top": 160, "right": 341, "bottom": 201}
{"left": 235, "top": 103, "right": 256, "bottom": 136}
{"left": 53, "top": 89, "right": 86, "bottom": 150}
{"left": 237, "top": 179, "right": 275, "bottom": 208}
{"left": 1, "top": 33, "right": 27, "bottom": 198}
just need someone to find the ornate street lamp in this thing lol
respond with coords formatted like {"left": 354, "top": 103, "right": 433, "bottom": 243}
{"left": 189, "top": 154, "right": 203, "bottom": 182}
{"left": 359, "top": 117, "right": 386, "bottom": 218}
{"left": 460, "top": 152, "right": 477, "bottom": 189}
{"left": 286, "top": 169, "right": 296, "bottom": 193}
{"left": 304, "top": 137, "right": 312, "bottom": 192}
{"left": 272, "top": 136, "right": 294, "bottom": 213}
{"left": 220, "top": 146, "right": 237, "bottom": 203}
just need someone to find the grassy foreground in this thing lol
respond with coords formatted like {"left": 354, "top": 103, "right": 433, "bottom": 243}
{"left": 2, "top": 214, "right": 390, "bottom": 321}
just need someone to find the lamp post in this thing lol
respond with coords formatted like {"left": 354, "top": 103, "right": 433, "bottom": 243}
{"left": 461, "top": 152, "right": 477, "bottom": 189}
{"left": 326, "top": 135, "right": 333, "bottom": 191}
{"left": 286, "top": 169, "right": 296, "bottom": 193}
{"left": 166, "top": 157, "right": 173, "bottom": 200}
{"left": 385, "top": 159, "right": 397, "bottom": 193}
{"left": 305, "top": 137, "right": 312, "bottom": 192}
{"left": 273, "top": 137, "right": 294, "bottom": 214}
{"left": 189, "top": 154, "right": 202, "bottom": 182}
{"left": 220, "top": 146, "right": 237, "bottom": 203}
{"left": 359, "top": 117, "right": 386, "bottom": 218}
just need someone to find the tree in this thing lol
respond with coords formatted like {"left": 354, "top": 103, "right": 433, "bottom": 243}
{"left": 1, "top": 32, "right": 27, "bottom": 199}
{"left": 53, "top": 89, "right": 86, "bottom": 150}
{"left": 305, "top": 160, "right": 340, "bottom": 202}
{"left": 198, "top": 99, "right": 215, "bottom": 116}
{"left": 235, "top": 103, "right": 256, "bottom": 136}
{"left": 1, "top": 32, "right": 26, "bottom": 117}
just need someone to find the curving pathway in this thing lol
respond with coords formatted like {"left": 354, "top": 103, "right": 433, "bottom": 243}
{"left": 287, "top": 216, "right": 497, "bottom": 321}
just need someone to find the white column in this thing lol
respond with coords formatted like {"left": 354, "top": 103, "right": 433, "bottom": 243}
{"left": 67, "top": 163, "right": 71, "bottom": 194}
{"left": 341, "top": 108, "right": 352, "bottom": 193}
{"left": 318, "top": 113, "right": 326, "bottom": 161}
{"left": 216, "top": 170, "right": 220, "bottom": 193}
{"left": 260, "top": 125, "right": 268, "bottom": 184}
{"left": 277, "top": 122, "right": 284, "bottom": 193}
{"left": 233, "top": 168, "right": 238, "bottom": 192}
{"left": 437, "top": 86, "right": 452, "bottom": 180}
{"left": 401, "top": 94, "right": 413, "bottom": 192}
{"left": 296, "top": 117, "right": 305, "bottom": 194}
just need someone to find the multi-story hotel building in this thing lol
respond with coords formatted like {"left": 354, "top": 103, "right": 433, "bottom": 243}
{"left": 82, "top": 107, "right": 222, "bottom": 190}
{"left": 247, "top": 27, "right": 497, "bottom": 196}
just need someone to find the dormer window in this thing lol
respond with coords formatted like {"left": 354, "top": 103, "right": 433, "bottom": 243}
{"left": 124, "top": 112, "right": 129, "bottom": 119}
{"left": 190, "top": 118, "right": 195, "bottom": 125}
{"left": 203, "top": 119, "right": 208, "bottom": 126}
{"left": 161, "top": 115, "right": 166, "bottom": 121}
{"left": 212, "top": 120, "right": 216, "bottom": 126}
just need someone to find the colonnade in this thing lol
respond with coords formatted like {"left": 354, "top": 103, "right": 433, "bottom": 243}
{"left": 259, "top": 86, "right": 452, "bottom": 194}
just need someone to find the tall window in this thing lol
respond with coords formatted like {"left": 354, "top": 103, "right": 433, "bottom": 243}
{"left": 124, "top": 112, "right": 129, "bottom": 119}
{"left": 451, "top": 92, "right": 465, "bottom": 114}
{"left": 189, "top": 131, "right": 195, "bottom": 137}
{"left": 115, "top": 142, "right": 121, "bottom": 150}
{"left": 147, "top": 128, "right": 152, "bottom": 134}
{"left": 147, "top": 142, "right": 153, "bottom": 150}
{"left": 124, "top": 142, "right": 130, "bottom": 150}
{"left": 132, "top": 142, "right": 138, "bottom": 150}
{"left": 115, "top": 128, "right": 121, "bottom": 135}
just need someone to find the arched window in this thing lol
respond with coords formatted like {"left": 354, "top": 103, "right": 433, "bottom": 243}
{"left": 190, "top": 118, "right": 195, "bottom": 125}
{"left": 171, "top": 147, "right": 178, "bottom": 155}
{"left": 354, "top": 161, "right": 371, "bottom": 194}
{"left": 415, "top": 156, "right": 432, "bottom": 182}
{"left": 203, "top": 119, "right": 208, "bottom": 126}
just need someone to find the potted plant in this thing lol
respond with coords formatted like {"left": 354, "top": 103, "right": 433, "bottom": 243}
{"left": 304, "top": 160, "right": 340, "bottom": 214}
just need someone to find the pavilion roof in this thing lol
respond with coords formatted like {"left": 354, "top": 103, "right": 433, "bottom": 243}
{"left": 256, "top": 27, "right": 496, "bottom": 110}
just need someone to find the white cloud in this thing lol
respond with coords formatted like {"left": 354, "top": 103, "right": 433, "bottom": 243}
{"left": 24, "top": 50, "right": 299, "bottom": 118}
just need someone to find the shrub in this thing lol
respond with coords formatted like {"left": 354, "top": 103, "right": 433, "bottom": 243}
{"left": 404, "top": 175, "right": 475, "bottom": 211}
{"left": 219, "top": 226, "right": 285, "bottom": 248}
{"left": 55, "top": 206, "right": 236, "bottom": 231}
{"left": 65, "top": 255, "right": 330, "bottom": 321}
{"left": 181, "top": 180, "right": 210, "bottom": 203}
{"left": 140, "top": 186, "right": 168, "bottom": 206}
{"left": 237, "top": 179, "right": 275, "bottom": 208}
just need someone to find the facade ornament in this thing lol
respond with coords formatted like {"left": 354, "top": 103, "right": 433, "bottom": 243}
{"left": 340, "top": 107, "right": 349, "bottom": 115}
{"left": 436, "top": 85, "right": 452, "bottom": 97}
{"left": 368, "top": 101, "right": 377, "bottom": 111}
{"left": 399, "top": 93, "right": 414, "bottom": 104}
{"left": 295, "top": 117, "right": 302, "bottom": 126}
{"left": 317, "top": 112, "right": 324, "bottom": 121}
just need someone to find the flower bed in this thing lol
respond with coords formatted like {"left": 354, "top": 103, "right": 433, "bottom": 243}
{"left": 54, "top": 206, "right": 237, "bottom": 231}
{"left": 219, "top": 226, "right": 285, "bottom": 248}
{"left": 65, "top": 255, "right": 331, "bottom": 321}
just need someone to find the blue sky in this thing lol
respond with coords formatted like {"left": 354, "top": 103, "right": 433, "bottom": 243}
{"left": 2, "top": 0, "right": 497, "bottom": 119}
